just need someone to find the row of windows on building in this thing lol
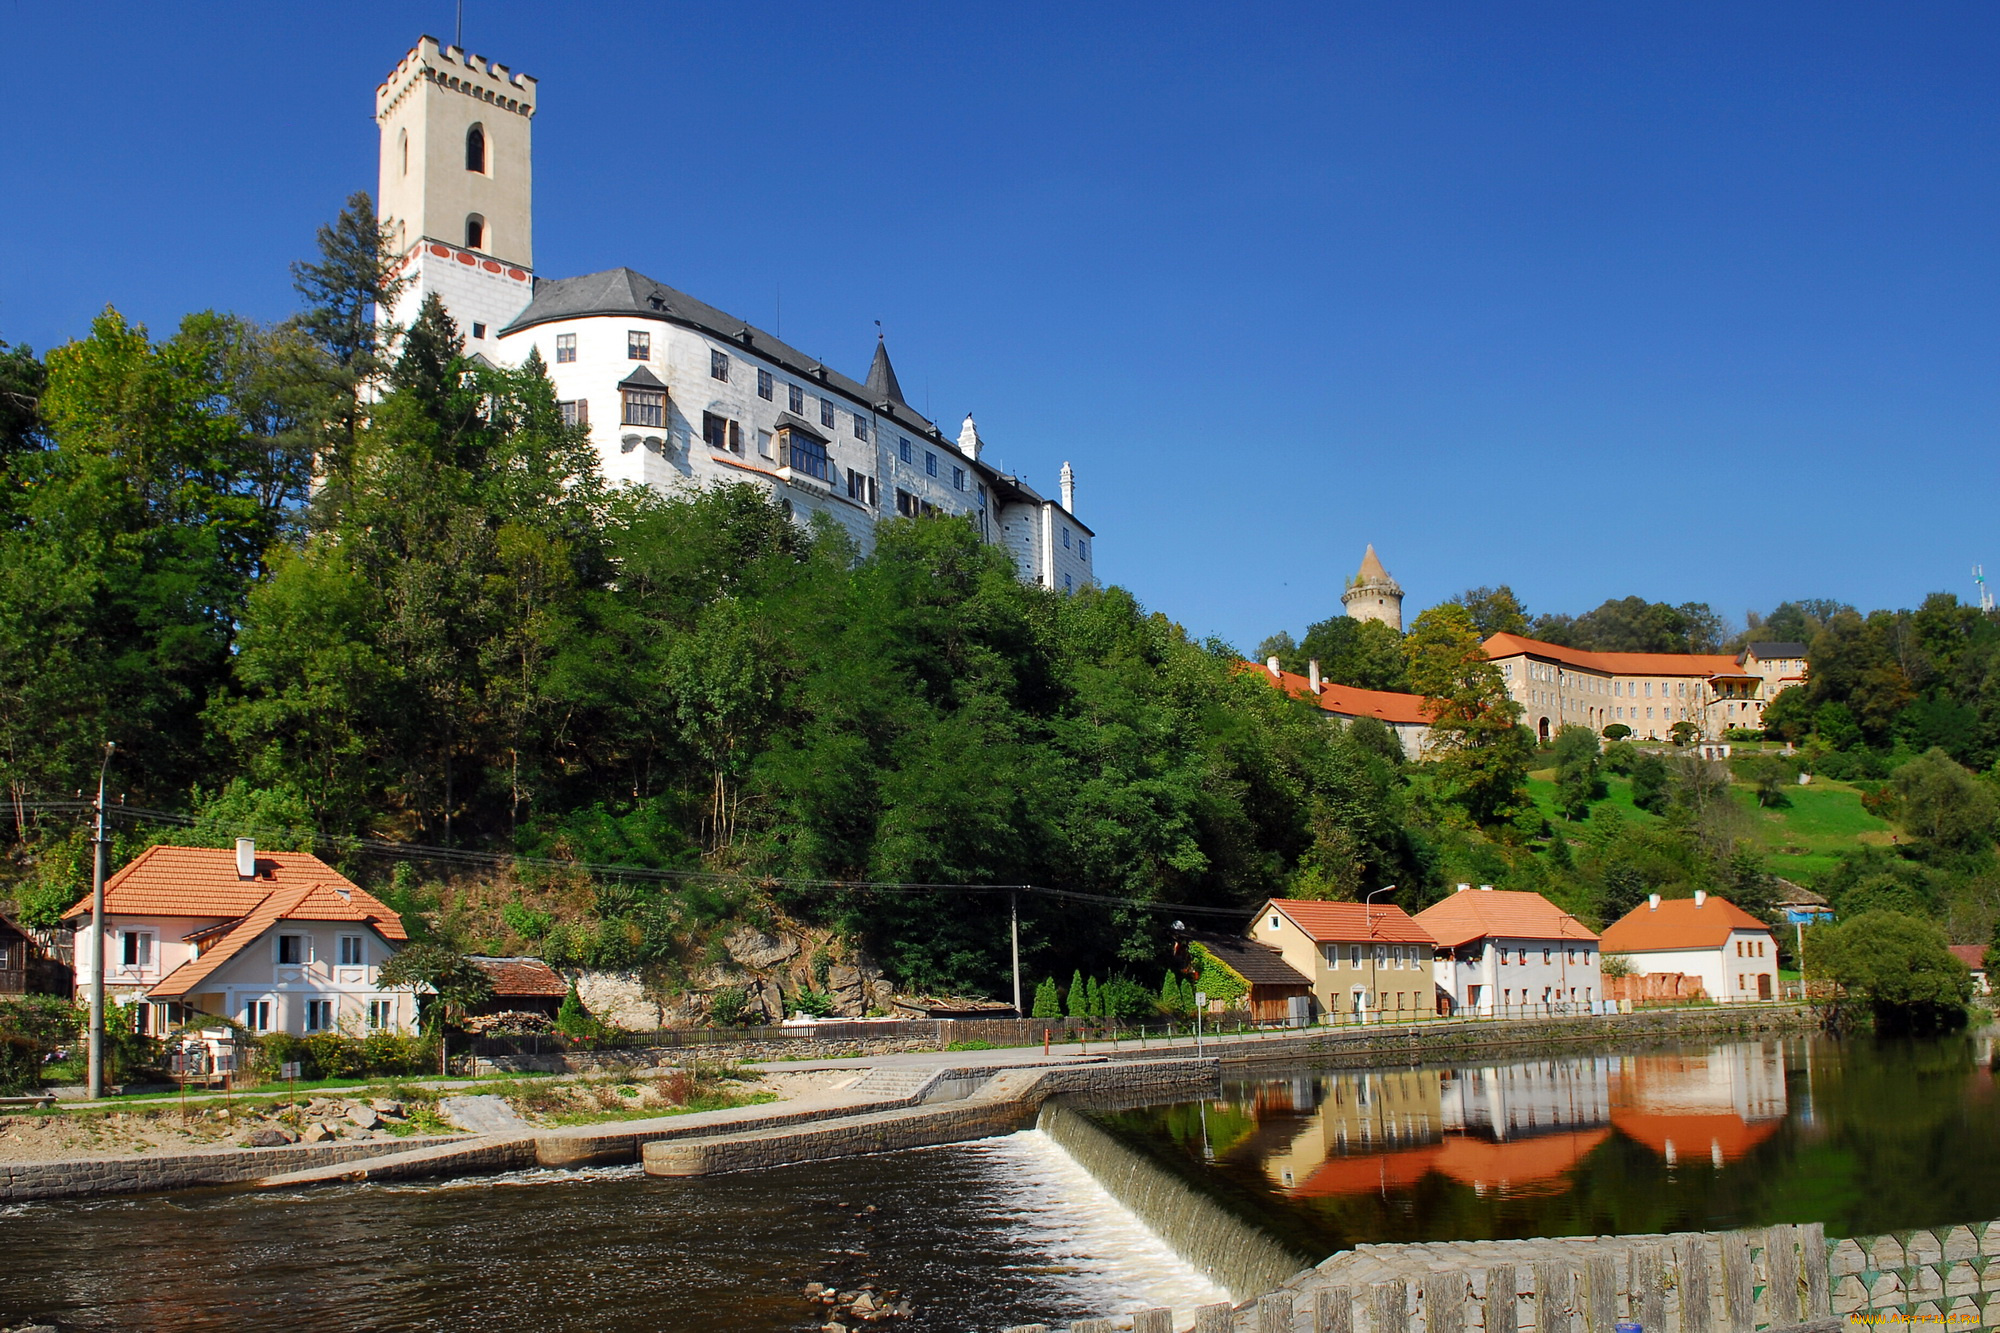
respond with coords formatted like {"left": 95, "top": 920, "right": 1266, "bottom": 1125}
{"left": 1512, "top": 662, "right": 1705, "bottom": 700}
{"left": 239, "top": 997, "right": 398, "bottom": 1033}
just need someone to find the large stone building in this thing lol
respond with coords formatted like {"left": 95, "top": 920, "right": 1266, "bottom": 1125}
{"left": 371, "top": 36, "right": 1096, "bottom": 589}
{"left": 1483, "top": 632, "right": 1795, "bottom": 744}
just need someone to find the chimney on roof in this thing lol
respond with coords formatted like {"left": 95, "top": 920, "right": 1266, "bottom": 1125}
{"left": 1694, "top": 890, "right": 1707, "bottom": 908}
{"left": 1479, "top": 884, "right": 1494, "bottom": 892}
{"left": 235, "top": 838, "right": 256, "bottom": 880}
{"left": 1266, "top": 656, "right": 1281, "bottom": 679}
{"left": 1308, "top": 659, "right": 1321, "bottom": 693}
{"left": 1649, "top": 893, "right": 1661, "bottom": 910}
{"left": 1456, "top": 883, "right": 1470, "bottom": 893}
{"left": 336, "top": 885, "right": 351, "bottom": 902}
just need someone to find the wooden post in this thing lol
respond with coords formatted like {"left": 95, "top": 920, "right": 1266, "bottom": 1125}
{"left": 1679, "top": 1235, "right": 1714, "bottom": 1333}
{"left": 1132, "top": 1310, "right": 1173, "bottom": 1333}
{"left": 1585, "top": 1256, "right": 1617, "bottom": 1333}
{"left": 1535, "top": 1263, "right": 1574, "bottom": 1333}
{"left": 1767, "top": 1225, "right": 1803, "bottom": 1327}
{"left": 1634, "top": 1243, "right": 1667, "bottom": 1333}
{"left": 1194, "top": 1303, "right": 1235, "bottom": 1333}
{"left": 1261, "top": 1293, "right": 1297, "bottom": 1333}
{"left": 1721, "top": 1232, "right": 1756, "bottom": 1333}
{"left": 1318, "top": 1287, "right": 1354, "bottom": 1333}
{"left": 1374, "top": 1281, "right": 1411, "bottom": 1333}
{"left": 1485, "top": 1266, "right": 1520, "bottom": 1333}
{"left": 1800, "top": 1223, "right": 1831, "bottom": 1319}
{"left": 1428, "top": 1273, "right": 1470, "bottom": 1333}
{"left": 1072, "top": 1320, "right": 1117, "bottom": 1333}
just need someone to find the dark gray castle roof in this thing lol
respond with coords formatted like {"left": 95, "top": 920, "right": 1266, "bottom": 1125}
{"left": 501, "top": 267, "right": 941, "bottom": 440}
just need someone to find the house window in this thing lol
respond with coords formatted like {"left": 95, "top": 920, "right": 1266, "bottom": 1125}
{"left": 338, "top": 935, "right": 364, "bottom": 967}
{"left": 1347, "top": 945, "right": 1362, "bottom": 967}
{"left": 789, "top": 384, "right": 804, "bottom": 413}
{"left": 898, "top": 437, "right": 912, "bottom": 464}
{"left": 367, "top": 1000, "right": 395, "bottom": 1030}
{"left": 895, "top": 488, "right": 920, "bottom": 518}
{"left": 1271, "top": 915, "right": 1281, "bottom": 929}
{"left": 710, "top": 349, "right": 729, "bottom": 382}
{"left": 305, "top": 1000, "right": 334, "bottom": 1032}
{"left": 1078, "top": 539, "right": 1088, "bottom": 560}
{"left": 628, "top": 331, "right": 651, "bottom": 361}
{"left": 820, "top": 398, "right": 836, "bottom": 428}
{"left": 780, "top": 429, "right": 830, "bottom": 480}
{"left": 847, "top": 469, "right": 878, "bottom": 505}
{"left": 703, "top": 412, "right": 742, "bottom": 453}
{"left": 1543, "top": 949, "right": 1552, "bottom": 964}
{"left": 854, "top": 415, "right": 869, "bottom": 441}
{"left": 926, "top": 452, "right": 938, "bottom": 477}
{"left": 244, "top": 1000, "right": 270, "bottom": 1032}
{"left": 558, "top": 399, "right": 588, "bottom": 427}
{"left": 622, "top": 389, "right": 665, "bottom": 428}
{"left": 120, "top": 931, "right": 153, "bottom": 969}
{"left": 471, "top": 322, "right": 487, "bottom": 339}
{"left": 277, "top": 935, "right": 304, "bottom": 965}
{"left": 757, "top": 368, "right": 773, "bottom": 400}
{"left": 555, "top": 332, "right": 577, "bottom": 363}
{"left": 952, "top": 466, "right": 966, "bottom": 491}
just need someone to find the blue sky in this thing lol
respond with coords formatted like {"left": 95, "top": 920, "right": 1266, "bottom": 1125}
{"left": 3, "top": 2, "right": 1995, "bottom": 648}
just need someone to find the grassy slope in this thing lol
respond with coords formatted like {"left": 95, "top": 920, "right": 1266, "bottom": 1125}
{"left": 1526, "top": 770, "right": 1890, "bottom": 885}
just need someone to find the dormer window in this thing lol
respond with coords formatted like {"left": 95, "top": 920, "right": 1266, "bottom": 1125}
{"left": 466, "top": 124, "right": 487, "bottom": 173}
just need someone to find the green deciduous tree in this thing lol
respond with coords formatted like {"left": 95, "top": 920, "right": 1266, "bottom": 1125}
{"left": 1804, "top": 910, "right": 1971, "bottom": 1033}
{"left": 1404, "top": 604, "right": 1531, "bottom": 828}
{"left": 1551, "top": 725, "right": 1604, "bottom": 821}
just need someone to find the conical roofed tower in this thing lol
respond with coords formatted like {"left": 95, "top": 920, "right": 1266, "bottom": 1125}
{"left": 865, "top": 335, "right": 904, "bottom": 404}
{"left": 1341, "top": 543, "right": 1404, "bottom": 631}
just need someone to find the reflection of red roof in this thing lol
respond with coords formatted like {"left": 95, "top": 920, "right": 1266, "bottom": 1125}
{"left": 1600, "top": 895, "right": 1772, "bottom": 952}
{"left": 1611, "top": 1111, "right": 1780, "bottom": 1162}
{"left": 1288, "top": 1129, "right": 1608, "bottom": 1198}
{"left": 1482, "top": 633, "right": 1741, "bottom": 680}
{"left": 1265, "top": 898, "right": 1436, "bottom": 945}
{"left": 1243, "top": 663, "right": 1435, "bottom": 726}
{"left": 1415, "top": 890, "right": 1598, "bottom": 947}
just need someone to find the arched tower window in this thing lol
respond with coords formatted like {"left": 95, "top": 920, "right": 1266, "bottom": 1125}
{"left": 398, "top": 128, "right": 408, "bottom": 175}
{"left": 465, "top": 214, "right": 486, "bottom": 250}
{"left": 466, "top": 124, "right": 486, "bottom": 174}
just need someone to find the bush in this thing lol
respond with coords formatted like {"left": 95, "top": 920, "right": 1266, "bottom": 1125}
{"left": 1099, "top": 976, "right": 1154, "bottom": 1020}
{"left": 250, "top": 1029, "right": 433, "bottom": 1081}
{"left": 1602, "top": 740, "right": 1638, "bottom": 775}
{"left": 1031, "top": 976, "right": 1061, "bottom": 1019}
{"left": 1602, "top": 724, "right": 1633, "bottom": 742}
{"left": 788, "top": 988, "right": 834, "bottom": 1018}
{"left": 708, "top": 986, "right": 749, "bottom": 1027}
{"left": 0, "top": 996, "right": 81, "bottom": 1094}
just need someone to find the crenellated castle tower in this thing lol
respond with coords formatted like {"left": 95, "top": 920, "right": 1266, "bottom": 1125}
{"left": 1342, "top": 544, "right": 1404, "bottom": 631}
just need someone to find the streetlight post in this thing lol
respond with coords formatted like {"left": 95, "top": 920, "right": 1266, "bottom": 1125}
{"left": 1009, "top": 891, "right": 1022, "bottom": 1020}
{"left": 87, "top": 742, "right": 115, "bottom": 1101}
{"left": 1363, "top": 885, "right": 1397, "bottom": 1025}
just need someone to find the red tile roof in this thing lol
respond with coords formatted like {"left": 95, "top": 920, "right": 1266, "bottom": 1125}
{"left": 1481, "top": 632, "right": 1743, "bottom": 680}
{"left": 470, "top": 955, "right": 570, "bottom": 997}
{"left": 147, "top": 879, "right": 408, "bottom": 1000}
{"left": 1414, "top": 889, "right": 1599, "bottom": 947}
{"left": 1262, "top": 898, "right": 1436, "bottom": 945}
{"left": 1949, "top": 945, "right": 1987, "bottom": 971}
{"left": 1244, "top": 662, "right": 1435, "bottom": 726}
{"left": 1599, "top": 895, "right": 1772, "bottom": 953}
{"left": 63, "top": 846, "right": 360, "bottom": 922}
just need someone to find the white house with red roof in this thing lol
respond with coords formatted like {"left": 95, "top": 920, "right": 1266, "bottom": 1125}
{"left": 1599, "top": 891, "right": 1778, "bottom": 1003}
{"left": 67, "top": 840, "right": 418, "bottom": 1036}
{"left": 1413, "top": 885, "right": 1603, "bottom": 1017}
{"left": 1246, "top": 897, "right": 1439, "bottom": 1020}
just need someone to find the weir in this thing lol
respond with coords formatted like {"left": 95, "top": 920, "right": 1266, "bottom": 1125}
{"left": 1035, "top": 1099, "right": 1310, "bottom": 1304}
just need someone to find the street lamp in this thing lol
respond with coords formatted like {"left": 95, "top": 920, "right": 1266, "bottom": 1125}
{"left": 87, "top": 741, "right": 115, "bottom": 1101}
{"left": 1363, "top": 885, "right": 1397, "bottom": 1024}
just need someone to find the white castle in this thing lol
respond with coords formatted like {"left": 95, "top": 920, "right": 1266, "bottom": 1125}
{"left": 372, "top": 36, "right": 1096, "bottom": 591}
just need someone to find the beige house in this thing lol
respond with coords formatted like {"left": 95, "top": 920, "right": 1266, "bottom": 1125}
{"left": 1483, "top": 632, "right": 1790, "bottom": 744}
{"left": 1247, "top": 898, "right": 1439, "bottom": 1020}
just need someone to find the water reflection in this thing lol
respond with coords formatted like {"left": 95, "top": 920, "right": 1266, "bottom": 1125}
{"left": 1093, "top": 1033, "right": 2000, "bottom": 1257}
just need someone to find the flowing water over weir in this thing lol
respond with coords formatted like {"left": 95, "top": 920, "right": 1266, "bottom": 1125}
{"left": 1035, "top": 1099, "right": 1310, "bottom": 1303}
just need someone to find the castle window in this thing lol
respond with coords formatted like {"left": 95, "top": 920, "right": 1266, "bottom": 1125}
{"left": 471, "top": 323, "right": 487, "bottom": 340}
{"left": 899, "top": 437, "right": 912, "bottom": 464}
{"left": 926, "top": 452, "right": 938, "bottom": 478}
{"left": 465, "top": 214, "right": 486, "bottom": 249}
{"left": 952, "top": 466, "right": 965, "bottom": 491}
{"left": 757, "top": 368, "right": 773, "bottom": 400}
{"left": 854, "top": 415, "right": 869, "bottom": 442}
{"left": 710, "top": 349, "right": 729, "bottom": 382}
{"left": 779, "top": 428, "right": 829, "bottom": 479}
{"left": 847, "top": 469, "right": 878, "bottom": 506}
{"left": 466, "top": 124, "right": 486, "bottom": 173}
{"left": 819, "top": 398, "right": 835, "bottom": 428}
{"left": 557, "top": 399, "right": 588, "bottom": 427}
{"left": 621, "top": 389, "right": 664, "bottom": 428}
{"left": 703, "top": 412, "right": 742, "bottom": 454}
{"left": 1078, "top": 538, "right": 1088, "bottom": 560}
{"left": 555, "top": 333, "right": 576, "bottom": 364}
{"left": 1062, "top": 527, "right": 1071, "bottom": 549}
{"left": 400, "top": 128, "right": 408, "bottom": 176}
{"left": 788, "top": 384, "right": 804, "bottom": 413}
{"left": 628, "top": 331, "right": 650, "bottom": 361}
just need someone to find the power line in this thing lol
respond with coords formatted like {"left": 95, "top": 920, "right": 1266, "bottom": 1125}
{"left": 11, "top": 801, "right": 1252, "bottom": 919}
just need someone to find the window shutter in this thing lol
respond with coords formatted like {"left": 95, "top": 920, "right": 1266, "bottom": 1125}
{"left": 728, "top": 420, "right": 741, "bottom": 453}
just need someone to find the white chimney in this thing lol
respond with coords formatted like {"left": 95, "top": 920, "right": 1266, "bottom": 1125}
{"left": 1059, "top": 461, "right": 1076, "bottom": 513}
{"left": 1694, "top": 890, "right": 1707, "bottom": 908}
{"left": 1649, "top": 893, "right": 1661, "bottom": 910}
{"left": 1308, "top": 659, "right": 1322, "bottom": 693}
{"left": 235, "top": 837, "right": 256, "bottom": 880}
{"left": 1266, "top": 656, "right": 1282, "bottom": 679}
{"left": 958, "top": 414, "right": 982, "bottom": 462}
{"left": 1456, "top": 883, "right": 1470, "bottom": 893}
{"left": 1479, "top": 884, "right": 1494, "bottom": 892}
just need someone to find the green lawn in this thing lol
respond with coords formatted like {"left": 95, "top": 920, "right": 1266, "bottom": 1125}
{"left": 1526, "top": 767, "right": 1889, "bottom": 886}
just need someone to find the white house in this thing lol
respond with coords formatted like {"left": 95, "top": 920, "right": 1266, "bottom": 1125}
{"left": 1599, "top": 891, "right": 1779, "bottom": 1003}
{"left": 1414, "top": 885, "right": 1603, "bottom": 1016}
{"left": 67, "top": 841, "right": 418, "bottom": 1037}
{"left": 371, "top": 35, "right": 1097, "bottom": 592}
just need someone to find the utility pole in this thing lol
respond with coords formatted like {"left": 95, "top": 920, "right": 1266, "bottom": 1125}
{"left": 1009, "top": 891, "right": 1022, "bottom": 1019}
{"left": 87, "top": 742, "right": 115, "bottom": 1101}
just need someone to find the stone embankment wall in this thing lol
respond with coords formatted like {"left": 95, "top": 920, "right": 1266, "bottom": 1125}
{"left": 0, "top": 1134, "right": 463, "bottom": 1203}
{"left": 1011, "top": 1220, "right": 2000, "bottom": 1333}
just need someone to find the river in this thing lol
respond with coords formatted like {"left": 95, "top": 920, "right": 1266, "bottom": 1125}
{"left": 2, "top": 1031, "right": 1993, "bottom": 1331}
